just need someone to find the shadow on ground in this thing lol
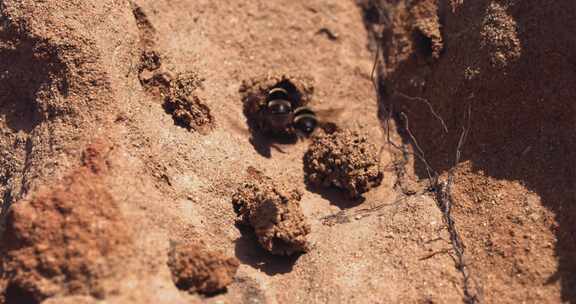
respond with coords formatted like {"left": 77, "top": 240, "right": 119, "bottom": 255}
{"left": 234, "top": 225, "right": 301, "bottom": 276}
{"left": 362, "top": 0, "right": 576, "bottom": 301}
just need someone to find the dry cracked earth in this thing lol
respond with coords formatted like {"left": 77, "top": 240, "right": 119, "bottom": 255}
{"left": 0, "top": 0, "right": 575, "bottom": 303}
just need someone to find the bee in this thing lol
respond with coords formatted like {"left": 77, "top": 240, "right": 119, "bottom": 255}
{"left": 292, "top": 106, "right": 318, "bottom": 136}
{"left": 262, "top": 87, "right": 295, "bottom": 132}
{"left": 262, "top": 87, "right": 338, "bottom": 137}
{"left": 232, "top": 85, "right": 343, "bottom": 157}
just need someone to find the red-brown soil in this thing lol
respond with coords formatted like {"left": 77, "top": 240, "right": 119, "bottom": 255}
{"left": 1, "top": 142, "right": 131, "bottom": 304}
{"left": 363, "top": 0, "right": 576, "bottom": 302}
{"left": 168, "top": 242, "right": 239, "bottom": 295}
{"left": 304, "top": 128, "right": 384, "bottom": 198}
{"left": 233, "top": 168, "right": 311, "bottom": 256}
{"left": 0, "top": 0, "right": 573, "bottom": 303}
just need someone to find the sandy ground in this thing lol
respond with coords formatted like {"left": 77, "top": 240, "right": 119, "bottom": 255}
{"left": 0, "top": 0, "right": 574, "bottom": 303}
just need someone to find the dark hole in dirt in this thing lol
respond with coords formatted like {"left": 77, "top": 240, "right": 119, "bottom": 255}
{"left": 241, "top": 79, "right": 306, "bottom": 128}
{"left": 4, "top": 283, "right": 40, "bottom": 304}
{"left": 362, "top": 3, "right": 382, "bottom": 24}
{"left": 412, "top": 30, "right": 434, "bottom": 60}
{"left": 0, "top": 39, "right": 67, "bottom": 133}
{"left": 241, "top": 77, "right": 311, "bottom": 158}
{"left": 270, "top": 80, "right": 304, "bottom": 107}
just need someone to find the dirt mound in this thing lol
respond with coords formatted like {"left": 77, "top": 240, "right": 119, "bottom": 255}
{"left": 365, "top": 0, "right": 576, "bottom": 302}
{"left": 163, "top": 73, "right": 213, "bottom": 132}
{"left": 447, "top": 162, "right": 558, "bottom": 303}
{"left": 232, "top": 168, "right": 310, "bottom": 256}
{"left": 136, "top": 49, "right": 213, "bottom": 132}
{"left": 0, "top": 142, "right": 131, "bottom": 304}
{"left": 479, "top": 2, "right": 522, "bottom": 68}
{"left": 137, "top": 50, "right": 172, "bottom": 95}
{"left": 167, "top": 242, "right": 239, "bottom": 295}
{"left": 304, "top": 129, "right": 383, "bottom": 198}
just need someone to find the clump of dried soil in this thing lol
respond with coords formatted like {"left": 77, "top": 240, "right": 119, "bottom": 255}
{"left": 232, "top": 169, "right": 310, "bottom": 256}
{"left": 409, "top": 0, "right": 443, "bottom": 60}
{"left": 361, "top": 0, "right": 443, "bottom": 69}
{"left": 163, "top": 72, "right": 213, "bottom": 132}
{"left": 136, "top": 49, "right": 213, "bottom": 132}
{"left": 137, "top": 50, "right": 172, "bottom": 92}
{"left": 0, "top": 142, "right": 131, "bottom": 304}
{"left": 480, "top": 2, "right": 521, "bottom": 68}
{"left": 167, "top": 242, "right": 239, "bottom": 296}
{"left": 239, "top": 74, "right": 314, "bottom": 136}
{"left": 304, "top": 129, "right": 383, "bottom": 198}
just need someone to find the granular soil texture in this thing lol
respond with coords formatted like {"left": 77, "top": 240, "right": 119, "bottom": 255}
{"left": 167, "top": 241, "right": 239, "bottom": 295}
{"left": 364, "top": 0, "right": 576, "bottom": 302}
{"left": 137, "top": 50, "right": 168, "bottom": 92}
{"left": 304, "top": 129, "right": 383, "bottom": 198}
{"left": 1, "top": 0, "right": 572, "bottom": 302}
{"left": 163, "top": 72, "right": 213, "bottom": 132}
{"left": 0, "top": 143, "right": 131, "bottom": 304}
{"left": 232, "top": 170, "right": 310, "bottom": 256}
